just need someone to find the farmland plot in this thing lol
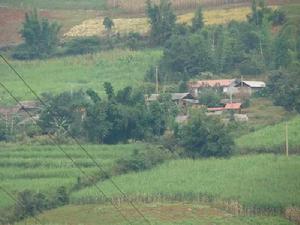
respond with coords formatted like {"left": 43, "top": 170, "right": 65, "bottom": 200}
{"left": 72, "top": 155, "right": 300, "bottom": 212}
{"left": 0, "top": 143, "right": 147, "bottom": 209}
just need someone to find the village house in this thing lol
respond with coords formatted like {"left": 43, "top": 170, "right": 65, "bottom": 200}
{"left": 233, "top": 80, "right": 266, "bottom": 95}
{"left": 188, "top": 79, "right": 266, "bottom": 97}
{"left": 145, "top": 93, "right": 196, "bottom": 105}
{"left": 188, "top": 79, "right": 236, "bottom": 97}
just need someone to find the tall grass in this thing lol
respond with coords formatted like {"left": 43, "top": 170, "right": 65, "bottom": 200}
{"left": 71, "top": 155, "right": 300, "bottom": 212}
{"left": 236, "top": 116, "right": 300, "bottom": 154}
{"left": 0, "top": 143, "right": 148, "bottom": 209}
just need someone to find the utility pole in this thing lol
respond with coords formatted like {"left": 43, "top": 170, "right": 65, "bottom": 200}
{"left": 155, "top": 66, "right": 159, "bottom": 94}
{"left": 285, "top": 122, "right": 289, "bottom": 157}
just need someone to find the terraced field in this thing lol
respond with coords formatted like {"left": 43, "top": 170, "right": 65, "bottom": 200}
{"left": 0, "top": 143, "right": 149, "bottom": 209}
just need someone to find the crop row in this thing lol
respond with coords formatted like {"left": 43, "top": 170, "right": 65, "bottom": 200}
{"left": 71, "top": 155, "right": 300, "bottom": 211}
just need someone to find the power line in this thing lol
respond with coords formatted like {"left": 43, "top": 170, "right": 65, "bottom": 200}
{"left": 0, "top": 80, "right": 134, "bottom": 225}
{"left": 1, "top": 55, "right": 151, "bottom": 224}
{"left": 0, "top": 186, "right": 44, "bottom": 225}
{"left": 0, "top": 54, "right": 152, "bottom": 225}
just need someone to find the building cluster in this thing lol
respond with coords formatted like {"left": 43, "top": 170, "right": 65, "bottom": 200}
{"left": 146, "top": 78, "right": 266, "bottom": 123}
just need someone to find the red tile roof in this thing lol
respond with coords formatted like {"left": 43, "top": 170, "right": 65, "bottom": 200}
{"left": 207, "top": 107, "right": 225, "bottom": 111}
{"left": 189, "top": 79, "right": 235, "bottom": 88}
{"left": 225, "top": 103, "right": 242, "bottom": 110}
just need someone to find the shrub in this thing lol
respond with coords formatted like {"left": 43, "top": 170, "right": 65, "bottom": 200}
{"left": 63, "top": 37, "right": 101, "bottom": 55}
{"left": 177, "top": 111, "right": 234, "bottom": 158}
{"left": 113, "top": 147, "right": 171, "bottom": 174}
{"left": 53, "top": 186, "right": 69, "bottom": 207}
{"left": 14, "top": 190, "right": 49, "bottom": 220}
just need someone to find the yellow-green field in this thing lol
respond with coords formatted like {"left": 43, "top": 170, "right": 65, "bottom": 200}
{"left": 64, "top": 6, "right": 258, "bottom": 37}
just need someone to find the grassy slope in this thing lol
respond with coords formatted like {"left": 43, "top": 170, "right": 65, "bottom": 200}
{"left": 236, "top": 116, "right": 300, "bottom": 153}
{"left": 0, "top": 143, "right": 150, "bottom": 209}
{"left": 0, "top": 0, "right": 107, "bottom": 10}
{"left": 17, "top": 203, "right": 293, "bottom": 225}
{"left": 72, "top": 155, "right": 300, "bottom": 210}
{"left": 0, "top": 49, "right": 161, "bottom": 104}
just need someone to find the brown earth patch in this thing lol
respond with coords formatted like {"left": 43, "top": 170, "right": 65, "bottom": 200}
{"left": 0, "top": 7, "right": 97, "bottom": 46}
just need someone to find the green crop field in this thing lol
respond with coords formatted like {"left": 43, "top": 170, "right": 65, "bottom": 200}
{"left": 72, "top": 155, "right": 300, "bottom": 211}
{"left": 0, "top": 0, "right": 107, "bottom": 10}
{"left": 236, "top": 116, "right": 300, "bottom": 154}
{"left": 0, "top": 143, "right": 150, "bottom": 209}
{"left": 17, "top": 203, "right": 293, "bottom": 225}
{"left": 0, "top": 49, "right": 162, "bottom": 105}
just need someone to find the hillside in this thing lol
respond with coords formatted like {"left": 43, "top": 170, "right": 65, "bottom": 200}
{"left": 71, "top": 155, "right": 300, "bottom": 210}
{"left": 236, "top": 116, "right": 300, "bottom": 154}
{"left": 0, "top": 49, "right": 161, "bottom": 104}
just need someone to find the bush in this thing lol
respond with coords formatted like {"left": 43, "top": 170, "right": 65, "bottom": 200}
{"left": 113, "top": 147, "right": 171, "bottom": 174}
{"left": 63, "top": 37, "right": 101, "bottom": 55}
{"left": 53, "top": 186, "right": 69, "bottom": 206}
{"left": 0, "top": 118, "right": 8, "bottom": 141}
{"left": 14, "top": 190, "right": 49, "bottom": 220}
{"left": 177, "top": 111, "right": 234, "bottom": 158}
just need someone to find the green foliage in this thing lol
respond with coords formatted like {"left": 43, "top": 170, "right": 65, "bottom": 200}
{"left": 270, "top": 9, "right": 286, "bottom": 26}
{"left": 191, "top": 6, "right": 204, "bottom": 32}
{"left": 239, "top": 52, "right": 265, "bottom": 75}
{"left": 146, "top": 0, "right": 176, "bottom": 45}
{"left": 54, "top": 186, "right": 69, "bottom": 206}
{"left": 126, "top": 32, "right": 144, "bottom": 50}
{"left": 38, "top": 90, "right": 88, "bottom": 139}
{"left": 0, "top": 118, "right": 8, "bottom": 141}
{"left": 198, "top": 88, "right": 222, "bottom": 107}
{"left": 103, "top": 17, "right": 114, "bottom": 32}
{"left": 14, "top": 9, "right": 61, "bottom": 59}
{"left": 113, "top": 147, "right": 171, "bottom": 174}
{"left": 268, "top": 70, "right": 300, "bottom": 113}
{"left": 14, "top": 190, "right": 49, "bottom": 220}
{"left": 177, "top": 111, "right": 234, "bottom": 158}
{"left": 62, "top": 37, "right": 102, "bottom": 55}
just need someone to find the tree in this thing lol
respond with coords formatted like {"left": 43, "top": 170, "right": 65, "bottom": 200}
{"left": 198, "top": 88, "right": 222, "bottom": 107}
{"left": 103, "top": 16, "right": 114, "bottom": 32}
{"left": 38, "top": 91, "right": 88, "bottom": 138}
{"left": 268, "top": 70, "right": 300, "bottom": 113}
{"left": 177, "top": 111, "right": 234, "bottom": 158}
{"left": 146, "top": 0, "right": 176, "bottom": 45}
{"left": 19, "top": 9, "right": 61, "bottom": 59}
{"left": 191, "top": 6, "right": 204, "bottom": 32}
{"left": 104, "top": 82, "right": 115, "bottom": 100}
